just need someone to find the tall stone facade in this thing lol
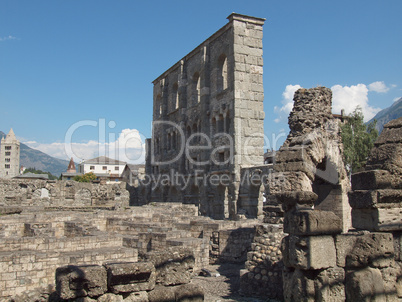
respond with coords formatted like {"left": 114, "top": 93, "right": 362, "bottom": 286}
{"left": 145, "top": 13, "right": 266, "bottom": 219}
{"left": 0, "top": 128, "right": 20, "bottom": 178}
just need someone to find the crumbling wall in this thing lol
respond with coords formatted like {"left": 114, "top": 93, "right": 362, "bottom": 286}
{"left": 0, "top": 179, "right": 130, "bottom": 208}
{"left": 270, "top": 87, "right": 351, "bottom": 232}
{"left": 0, "top": 203, "right": 259, "bottom": 298}
{"left": 280, "top": 116, "right": 402, "bottom": 301}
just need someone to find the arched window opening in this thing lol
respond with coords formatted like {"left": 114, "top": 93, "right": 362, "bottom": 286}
{"left": 218, "top": 54, "right": 228, "bottom": 91}
{"left": 156, "top": 94, "right": 162, "bottom": 116}
{"left": 193, "top": 72, "right": 200, "bottom": 105}
{"left": 173, "top": 82, "right": 179, "bottom": 110}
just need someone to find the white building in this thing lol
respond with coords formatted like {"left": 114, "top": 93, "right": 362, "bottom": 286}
{"left": 78, "top": 156, "right": 127, "bottom": 181}
{"left": 0, "top": 129, "right": 20, "bottom": 178}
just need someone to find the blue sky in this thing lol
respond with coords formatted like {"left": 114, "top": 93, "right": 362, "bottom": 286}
{"left": 1, "top": 0, "right": 401, "bottom": 163}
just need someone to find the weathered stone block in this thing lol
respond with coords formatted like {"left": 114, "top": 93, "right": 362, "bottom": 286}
{"left": 148, "top": 285, "right": 175, "bottom": 302}
{"left": 268, "top": 171, "right": 312, "bottom": 194}
{"left": 55, "top": 265, "right": 107, "bottom": 299}
{"left": 336, "top": 232, "right": 394, "bottom": 268}
{"left": 175, "top": 284, "right": 204, "bottom": 302}
{"left": 351, "top": 170, "right": 392, "bottom": 190}
{"left": 281, "top": 235, "right": 336, "bottom": 270}
{"left": 144, "top": 248, "right": 195, "bottom": 286}
{"left": 349, "top": 189, "right": 402, "bottom": 209}
{"left": 393, "top": 231, "right": 402, "bottom": 261}
{"left": 104, "top": 262, "right": 155, "bottom": 294}
{"left": 284, "top": 209, "right": 342, "bottom": 235}
{"left": 395, "top": 262, "right": 402, "bottom": 298}
{"left": 352, "top": 208, "right": 402, "bottom": 231}
{"left": 380, "top": 265, "right": 400, "bottom": 301}
{"left": 282, "top": 268, "right": 315, "bottom": 302}
{"left": 315, "top": 267, "right": 345, "bottom": 302}
{"left": 345, "top": 267, "right": 386, "bottom": 302}
{"left": 273, "top": 162, "right": 315, "bottom": 180}
{"left": 276, "top": 191, "right": 318, "bottom": 211}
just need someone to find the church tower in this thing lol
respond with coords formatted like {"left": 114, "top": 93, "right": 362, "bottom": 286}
{"left": 0, "top": 128, "right": 20, "bottom": 178}
{"left": 67, "top": 157, "right": 76, "bottom": 173}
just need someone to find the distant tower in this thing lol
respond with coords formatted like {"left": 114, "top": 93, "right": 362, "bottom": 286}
{"left": 66, "top": 157, "right": 76, "bottom": 173}
{"left": 0, "top": 128, "right": 20, "bottom": 178}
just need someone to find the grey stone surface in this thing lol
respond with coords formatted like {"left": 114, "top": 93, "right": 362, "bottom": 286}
{"left": 282, "top": 268, "right": 315, "bottom": 302}
{"left": 281, "top": 235, "right": 336, "bottom": 270}
{"left": 351, "top": 170, "right": 392, "bottom": 190}
{"left": 147, "top": 285, "right": 175, "bottom": 302}
{"left": 351, "top": 208, "right": 402, "bottom": 232}
{"left": 284, "top": 209, "right": 342, "bottom": 235}
{"left": 275, "top": 191, "right": 318, "bottom": 211}
{"left": 55, "top": 265, "right": 107, "bottom": 299}
{"left": 144, "top": 248, "right": 195, "bottom": 286}
{"left": 144, "top": 13, "right": 266, "bottom": 220}
{"left": 349, "top": 189, "right": 402, "bottom": 209}
{"left": 393, "top": 231, "right": 402, "bottom": 261}
{"left": 335, "top": 232, "right": 395, "bottom": 268}
{"left": 345, "top": 267, "right": 387, "bottom": 302}
{"left": 105, "top": 262, "right": 156, "bottom": 294}
{"left": 315, "top": 267, "right": 345, "bottom": 302}
{"left": 0, "top": 178, "right": 130, "bottom": 208}
{"left": 270, "top": 87, "right": 351, "bottom": 232}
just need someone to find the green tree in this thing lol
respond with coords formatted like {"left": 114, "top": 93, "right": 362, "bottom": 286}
{"left": 340, "top": 106, "right": 378, "bottom": 175}
{"left": 74, "top": 172, "right": 97, "bottom": 183}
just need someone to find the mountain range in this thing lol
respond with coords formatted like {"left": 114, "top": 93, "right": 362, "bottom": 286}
{"left": 0, "top": 131, "right": 70, "bottom": 177}
{"left": 367, "top": 97, "right": 402, "bottom": 133}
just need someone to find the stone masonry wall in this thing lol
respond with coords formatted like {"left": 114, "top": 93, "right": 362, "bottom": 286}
{"left": 0, "top": 179, "right": 130, "bottom": 208}
{"left": 146, "top": 13, "right": 266, "bottom": 220}
{"left": 278, "top": 107, "right": 402, "bottom": 300}
{"left": 240, "top": 224, "right": 285, "bottom": 300}
{"left": 0, "top": 203, "right": 260, "bottom": 298}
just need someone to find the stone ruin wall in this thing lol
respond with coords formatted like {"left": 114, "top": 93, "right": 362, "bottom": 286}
{"left": 0, "top": 179, "right": 130, "bottom": 209}
{"left": 0, "top": 201, "right": 258, "bottom": 299}
{"left": 145, "top": 13, "right": 266, "bottom": 220}
{"left": 0, "top": 11, "right": 400, "bottom": 301}
{"left": 239, "top": 88, "right": 402, "bottom": 301}
{"left": 0, "top": 87, "right": 399, "bottom": 301}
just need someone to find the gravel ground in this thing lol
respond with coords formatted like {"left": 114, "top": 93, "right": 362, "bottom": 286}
{"left": 190, "top": 263, "right": 281, "bottom": 302}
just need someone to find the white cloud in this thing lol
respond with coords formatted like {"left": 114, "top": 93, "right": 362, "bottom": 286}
{"left": 368, "top": 81, "right": 390, "bottom": 93}
{"left": 273, "top": 83, "right": 382, "bottom": 123}
{"left": 331, "top": 84, "right": 381, "bottom": 121}
{"left": 0, "top": 35, "right": 17, "bottom": 42}
{"left": 274, "top": 84, "right": 301, "bottom": 123}
{"left": 23, "top": 128, "right": 146, "bottom": 164}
